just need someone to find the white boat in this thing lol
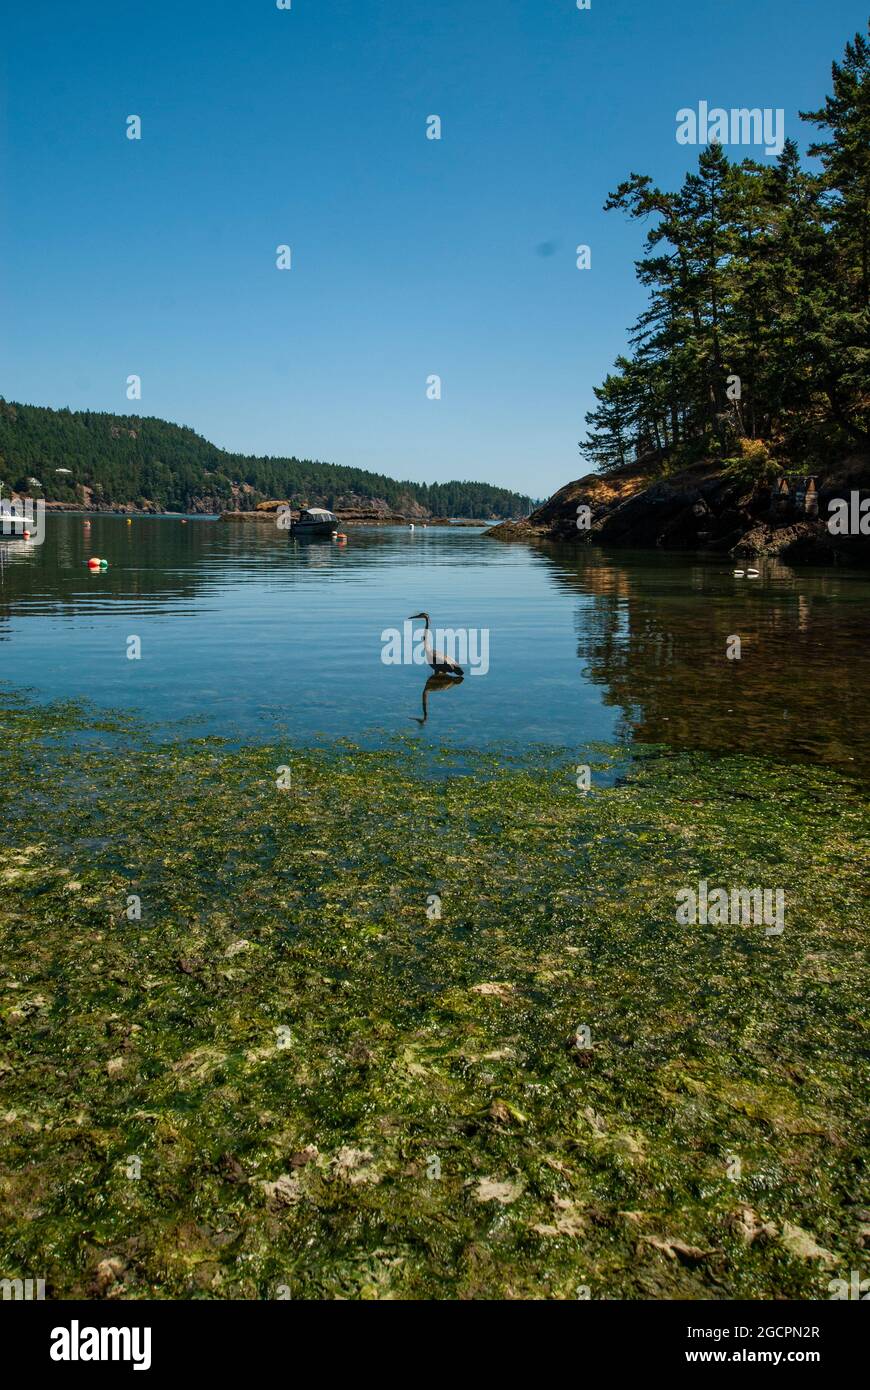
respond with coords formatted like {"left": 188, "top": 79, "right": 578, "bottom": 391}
{"left": 292, "top": 507, "right": 339, "bottom": 537}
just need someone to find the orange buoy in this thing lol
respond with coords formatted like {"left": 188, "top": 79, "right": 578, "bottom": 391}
{"left": 88, "top": 557, "right": 101, "bottom": 570}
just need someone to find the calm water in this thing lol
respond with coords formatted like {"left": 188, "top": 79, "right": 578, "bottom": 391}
{"left": 1, "top": 515, "right": 868, "bottom": 774}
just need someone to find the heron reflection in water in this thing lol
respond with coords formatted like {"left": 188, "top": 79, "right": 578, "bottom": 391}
{"left": 411, "top": 671, "right": 465, "bottom": 726}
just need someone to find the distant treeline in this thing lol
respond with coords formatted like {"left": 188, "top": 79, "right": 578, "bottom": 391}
{"left": 581, "top": 24, "right": 869, "bottom": 476}
{"left": 0, "top": 401, "right": 534, "bottom": 518}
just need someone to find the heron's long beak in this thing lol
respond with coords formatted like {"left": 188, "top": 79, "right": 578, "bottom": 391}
{"left": 408, "top": 612, "right": 426, "bottom": 620}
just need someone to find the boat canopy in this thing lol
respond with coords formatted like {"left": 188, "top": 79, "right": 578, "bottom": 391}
{"left": 301, "top": 508, "right": 338, "bottom": 522}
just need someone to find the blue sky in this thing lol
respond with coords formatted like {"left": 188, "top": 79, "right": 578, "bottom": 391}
{"left": 0, "top": 0, "right": 864, "bottom": 498}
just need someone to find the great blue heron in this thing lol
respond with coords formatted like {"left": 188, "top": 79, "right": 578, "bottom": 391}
{"left": 408, "top": 612, "right": 464, "bottom": 676}
{"left": 411, "top": 671, "right": 464, "bottom": 726}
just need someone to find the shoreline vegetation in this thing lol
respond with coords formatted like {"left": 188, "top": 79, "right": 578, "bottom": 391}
{"left": 1, "top": 694, "right": 867, "bottom": 1299}
{"left": 0, "top": 399, "right": 532, "bottom": 524}
{"left": 492, "top": 25, "right": 870, "bottom": 565}
{"left": 34, "top": 504, "right": 484, "bottom": 527}
{"left": 575, "top": 29, "right": 869, "bottom": 499}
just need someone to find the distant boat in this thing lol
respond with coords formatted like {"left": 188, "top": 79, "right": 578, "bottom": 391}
{"left": 292, "top": 507, "right": 339, "bottom": 537}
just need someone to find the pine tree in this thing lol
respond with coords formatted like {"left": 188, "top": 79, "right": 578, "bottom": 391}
{"left": 581, "top": 22, "right": 870, "bottom": 473}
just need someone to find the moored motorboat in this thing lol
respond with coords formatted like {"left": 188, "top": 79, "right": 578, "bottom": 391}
{"left": 292, "top": 507, "right": 339, "bottom": 537}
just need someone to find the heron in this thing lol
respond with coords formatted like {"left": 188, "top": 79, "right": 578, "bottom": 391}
{"left": 408, "top": 612, "right": 464, "bottom": 676}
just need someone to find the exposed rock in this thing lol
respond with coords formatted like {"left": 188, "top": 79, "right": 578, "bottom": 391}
{"left": 222, "top": 498, "right": 449, "bottom": 526}
{"left": 288, "top": 1144, "right": 319, "bottom": 1169}
{"left": 473, "top": 1177, "right": 524, "bottom": 1205}
{"left": 531, "top": 1197, "right": 587, "bottom": 1237}
{"left": 331, "top": 1146, "right": 380, "bottom": 1184}
{"left": 470, "top": 982, "right": 515, "bottom": 999}
{"left": 487, "top": 456, "right": 870, "bottom": 564}
{"left": 91, "top": 1256, "right": 127, "bottom": 1297}
{"left": 779, "top": 1221, "right": 836, "bottom": 1266}
{"left": 727, "top": 1206, "right": 777, "bottom": 1246}
{"left": 638, "top": 1234, "right": 716, "bottom": 1264}
{"left": 261, "top": 1173, "right": 304, "bottom": 1207}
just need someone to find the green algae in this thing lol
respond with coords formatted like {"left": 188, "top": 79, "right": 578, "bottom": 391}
{"left": 0, "top": 696, "right": 867, "bottom": 1300}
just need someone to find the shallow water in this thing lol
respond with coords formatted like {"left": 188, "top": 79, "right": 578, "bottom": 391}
{"left": 1, "top": 515, "right": 868, "bottom": 774}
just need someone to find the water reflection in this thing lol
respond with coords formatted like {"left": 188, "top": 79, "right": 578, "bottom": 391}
{"left": 0, "top": 516, "right": 867, "bottom": 776}
{"left": 410, "top": 672, "right": 465, "bottom": 726}
{"left": 537, "top": 543, "right": 869, "bottom": 776}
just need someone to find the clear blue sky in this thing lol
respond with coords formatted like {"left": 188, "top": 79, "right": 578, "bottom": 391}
{"left": 0, "top": 0, "right": 864, "bottom": 498}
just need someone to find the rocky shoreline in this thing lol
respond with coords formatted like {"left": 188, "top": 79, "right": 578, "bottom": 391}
{"left": 41, "top": 499, "right": 486, "bottom": 526}
{"left": 487, "top": 458, "right": 870, "bottom": 565}
{"left": 220, "top": 507, "right": 481, "bottom": 527}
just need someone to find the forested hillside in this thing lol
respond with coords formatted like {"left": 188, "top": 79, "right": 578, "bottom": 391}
{"left": 0, "top": 400, "right": 533, "bottom": 519}
{"left": 581, "top": 24, "right": 869, "bottom": 479}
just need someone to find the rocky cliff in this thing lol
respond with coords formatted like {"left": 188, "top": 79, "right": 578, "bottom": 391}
{"left": 487, "top": 458, "right": 870, "bottom": 565}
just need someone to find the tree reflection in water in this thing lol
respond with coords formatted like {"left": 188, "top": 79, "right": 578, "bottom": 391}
{"left": 537, "top": 544, "right": 869, "bottom": 779}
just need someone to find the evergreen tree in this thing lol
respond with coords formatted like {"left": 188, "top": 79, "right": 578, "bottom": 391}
{"left": 581, "top": 22, "right": 870, "bottom": 472}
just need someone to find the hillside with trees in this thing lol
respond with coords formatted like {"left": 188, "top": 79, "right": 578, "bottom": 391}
{"left": 580, "top": 23, "right": 869, "bottom": 482}
{"left": 0, "top": 400, "right": 533, "bottom": 519}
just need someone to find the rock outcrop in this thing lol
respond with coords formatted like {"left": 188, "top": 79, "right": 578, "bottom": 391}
{"left": 487, "top": 458, "right": 870, "bottom": 564}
